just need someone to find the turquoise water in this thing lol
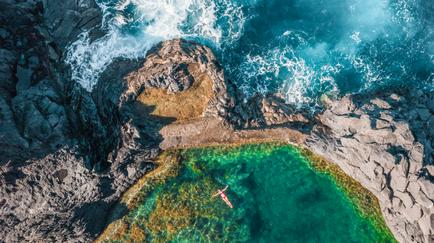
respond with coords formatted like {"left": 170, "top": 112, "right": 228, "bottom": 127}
{"left": 67, "top": 0, "right": 433, "bottom": 108}
{"left": 110, "top": 145, "right": 395, "bottom": 242}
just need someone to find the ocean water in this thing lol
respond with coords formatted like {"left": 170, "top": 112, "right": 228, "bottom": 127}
{"left": 109, "top": 145, "right": 395, "bottom": 242}
{"left": 66, "top": 0, "right": 433, "bottom": 108}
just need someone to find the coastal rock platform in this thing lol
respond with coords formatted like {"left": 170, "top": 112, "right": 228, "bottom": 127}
{"left": 0, "top": 1, "right": 433, "bottom": 242}
{"left": 308, "top": 93, "right": 434, "bottom": 243}
{"left": 131, "top": 39, "right": 434, "bottom": 243}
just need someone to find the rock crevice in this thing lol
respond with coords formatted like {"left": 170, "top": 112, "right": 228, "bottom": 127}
{"left": 307, "top": 92, "right": 434, "bottom": 243}
{"left": 0, "top": 1, "right": 433, "bottom": 242}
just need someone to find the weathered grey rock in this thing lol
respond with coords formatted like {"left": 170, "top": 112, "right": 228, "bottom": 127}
{"left": 233, "top": 93, "right": 311, "bottom": 128}
{"left": 121, "top": 38, "right": 236, "bottom": 121}
{"left": 1, "top": 1, "right": 433, "bottom": 242}
{"left": 307, "top": 91, "right": 434, "bottom": 243}
{"left": 0, "top": 1, "right": 158, "bottom": 241}
{"left": 42, "top": 0, "right": 101, "bottom": 48}
{"left": 16, "top": 65, "right": 32, "bottom": 91}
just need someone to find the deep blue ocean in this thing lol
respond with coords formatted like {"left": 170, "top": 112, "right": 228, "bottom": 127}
{"left": 66, "top": 0, "right": 433, "bottom": 108}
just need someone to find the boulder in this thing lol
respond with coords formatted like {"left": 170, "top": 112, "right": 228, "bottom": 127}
{"left": 404, "top": 205, "right": 423, "bottom": 222}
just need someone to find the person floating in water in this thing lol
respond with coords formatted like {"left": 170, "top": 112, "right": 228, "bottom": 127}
{"left": 212, "top": 185, "right": 233, "bottom": 208}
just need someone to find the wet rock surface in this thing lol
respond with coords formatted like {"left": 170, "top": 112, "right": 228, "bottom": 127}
{"left": 0, "top": 0, "right": 433, "bottom": 242}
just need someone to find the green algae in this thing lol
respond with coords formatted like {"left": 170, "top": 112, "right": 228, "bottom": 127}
{"left": 99, "top": 144, "right": 396, "bottom": 242}
{"left": 301, "top": 148, "right": 396, "bottom": 242}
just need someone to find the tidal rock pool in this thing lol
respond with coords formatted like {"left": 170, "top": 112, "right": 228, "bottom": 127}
{"left": 100, "top": 144, "right": 395, "bottom": 242}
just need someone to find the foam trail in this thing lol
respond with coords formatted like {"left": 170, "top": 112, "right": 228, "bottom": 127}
{"left": 236, "top": 46, "right": 339, "bottom": 108}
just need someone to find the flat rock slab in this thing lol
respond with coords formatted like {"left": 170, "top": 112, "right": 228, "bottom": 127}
{"left": 160, "top": 118, "right": 307, "bottom": 150}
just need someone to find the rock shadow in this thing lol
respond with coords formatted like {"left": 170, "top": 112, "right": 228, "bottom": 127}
{"left": 0, "top": 2, "right": 179, "bottom": 241}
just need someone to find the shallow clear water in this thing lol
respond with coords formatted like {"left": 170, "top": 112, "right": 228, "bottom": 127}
{"left": 66, "top": 0, "right": 433, "bottom": 108}
{"left": 116, "top": 145, "right": 395, "bottom": 242}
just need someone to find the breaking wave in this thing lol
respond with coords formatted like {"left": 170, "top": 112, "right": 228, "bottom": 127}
{"left": 66, "top": 0, "right": 433, "bottom": 108}
{"left": 65, "top": 0, "right": 245, "bottom": 91}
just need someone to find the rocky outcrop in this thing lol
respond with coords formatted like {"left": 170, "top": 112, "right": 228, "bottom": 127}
{"left": 0, "top": 148, "right": 156, "bottom": 242}
{"left": 42, "top": 0, "right": 102, "bottom": 48}
{"left": 0, "top": 0, "right": 433, "bottom": 242}
{"left": 119, "top": 37, "right": 434, "bottom": 243}
{"left": 0, "top": 0, "right": 158, "bottom": 241}
{"left": 122, "top": 39, "right": 236, "bottom": 121}
{"left": 0, "top": 0, "right": 260, "bottom": 240}
{"left": 0, "top": 0, "right": 104, "bottom": 166}
{"left": 0, "top": 1, "right": 68, "bottom": 164}
{"left": 236, "top": 93, "right": 311, "bottom": 129}
{"left": 306, "top": 91, "right": 434, "bottom": 243}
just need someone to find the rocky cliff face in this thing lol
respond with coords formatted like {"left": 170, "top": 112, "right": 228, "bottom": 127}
{"left": 0, "top": 0, "right": 433, "bottom": 242}
{"left": 0, "top": 0, "right": 242, "bottom": 240}
{"left": 0, "top": 0, "right": 157, "bottom": 241}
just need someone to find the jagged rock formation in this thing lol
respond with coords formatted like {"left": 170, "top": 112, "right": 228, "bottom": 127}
{"left": 307, "top": 91, "right": 434, "bottom": 242}
{"left": 0, "top": 0, "right": 433, "bottom": 242}
{"left": 236, "top": 93, "right": 311, "bottom": 129}
{"left": 123, "top": 39, "right": 236, "bottom": 122}
{"left": 0, "top": 0, "right": 158, "bottom": 241}
{"left": 0, "top": 1, "right": 256, "bottom": 241}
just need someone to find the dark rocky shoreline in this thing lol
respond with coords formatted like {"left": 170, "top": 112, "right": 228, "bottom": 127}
{"left": 1, "top": 1, "right": 159, "bottom": 241}
{"left": 0, "top": 0, "right": 432, "bottom": 242}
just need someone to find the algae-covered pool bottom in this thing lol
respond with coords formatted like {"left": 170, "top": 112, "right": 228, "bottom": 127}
{"left": 104, "top": 144, "right": 395, "bottom": 242}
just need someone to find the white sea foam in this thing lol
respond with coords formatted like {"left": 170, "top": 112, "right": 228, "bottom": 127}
{"left": 65, "top": 0, "right": 245, "bottom": 91}
{"left": 66, "top": 0, "right": 431, "bottom": 106}
{"left": 237, "top": 46, "right": 340, "bottom": 108}
{"left": 350, "top": 32, "right": 362, "bottom": 44}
